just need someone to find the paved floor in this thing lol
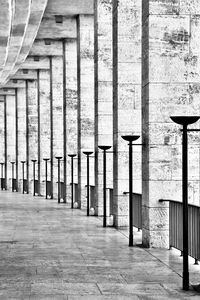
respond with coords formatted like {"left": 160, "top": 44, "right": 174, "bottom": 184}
{"left": 0, "top": 191, "right": 200, "bottom": 299}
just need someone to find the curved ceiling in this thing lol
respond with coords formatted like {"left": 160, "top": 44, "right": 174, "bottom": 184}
{"left": 0, "top": 0, "right": 94, "bottom": 88}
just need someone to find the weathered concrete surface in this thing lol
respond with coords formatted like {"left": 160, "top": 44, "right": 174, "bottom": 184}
{"left": 113, "top": 0, "right": 142, "bottom": 227}
{"left": 27, "top": 79, "right": 38, "bottom": 194}
{"left": 142, "top": 0, "right": 200, "bottom": 248}
{"left": 94, "top": 0, "right": 113, "bottom": 216}
{"left": 77, "top": 15, "right": 95, "bottom": 208}
{"left": 52, "top": 56, "right": 64, "bottom": 199}
{"left": 17, "top": 86, "right": 26, "bottom": 192}
{"left": 39, "top": 70, "right": 51, "bottom": 196}
{"left": 65, "top": 39, "right": 78, "bottom": 201}
{"left": 0, "top": 101, "right": 4, "bottom": 165}
{"left": 6, "top": 95, "right": 16, "bottom": 191}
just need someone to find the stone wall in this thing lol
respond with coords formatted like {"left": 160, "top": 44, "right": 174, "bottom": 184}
{"left": 113, "top": 0, "right": 142, "bottom": 227}
{"left": 142, "top": 0, "right": 200, "bottom": 248}
{"left": 94, "top": 0, "right": 113, "bottom": 216}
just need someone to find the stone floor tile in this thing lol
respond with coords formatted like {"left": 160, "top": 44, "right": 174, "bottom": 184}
{"left": 0, "top": 191, "right": 199, "bottom": 299}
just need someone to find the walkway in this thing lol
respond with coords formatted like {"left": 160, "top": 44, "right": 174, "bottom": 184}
{"left": 0, "top": 191, "right": 200, "bottom": 299}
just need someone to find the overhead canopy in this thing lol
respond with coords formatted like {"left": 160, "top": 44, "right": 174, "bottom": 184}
{"left": 0, "top": 0, "right": 94, "bottom": 88}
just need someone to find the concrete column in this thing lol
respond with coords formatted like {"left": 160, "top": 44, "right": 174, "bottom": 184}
{"left": 112, "top": 0, "right": 142, "bottom": 227}
{"left": 94, "top": 0, "right": 113, "bottom": 215}
{"left": 25, "top": 81, "right": 29, "bottom": 193}
{"left": 6, "top": 94, "right": 16, "bottom": 190}
{"left": 39, "top": 68, "right": 51, "bottom": 196}
{"left": 28, "top": 79, "right": 38, "bottom": 194}
{"left": 77, "top": 15, "right": 95, "bottom": 208}
{"left": 52, "top": 55, "right": 64, "bottom": 199}
{"left": 18, "top": 86, "right": 26, "bottom": 192}
{"left": 15, "top": 89, "right": 18, "bottom": 191}
{"left": 65, "top": 38, "right": 78, "bottom": 201}
{"left": 4, "top": 96, "right": 7, "bottom": 189}
{"left": 142, "top": 1, "right": 200, "bottom": 248}
{"left": 62, "top": 40, "right": 67, "bottom": 203}
{"left": 37, "top": 70, "right": 41, "bottom": 195}
{"left": 0, "top": 99, "right": 4, "bottom": 165}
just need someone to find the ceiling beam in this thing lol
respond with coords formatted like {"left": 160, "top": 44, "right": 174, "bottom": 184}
{"left": 44, "top": 0, "right": 94, "bottom": 17}
{"left": 36, "top": 16, "right": 77, "bottom": 39}
{"left": 20, "top": 57, "right": 50, "bottom": 70}
{"left": 29, "top": 40, "right": 63, "bottom": 56}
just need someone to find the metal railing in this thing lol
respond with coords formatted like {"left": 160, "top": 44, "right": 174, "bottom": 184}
{"left": 133, "top": 193, "right": 142, "bottom": 230}
{"left": 74, "top": 183, "right": 79, "bottom": 204}
{"left": 109, "top": 188, "right": 114, "bottom": 216}
{"left": 1, "top": 178, "right": 5, "bottom": 190}
{"left": 90, "top": 185, "right": 96, "bottom": 208}
{"left": 46, "top": 181, "right": 52, "bottom": 198}
{"left": 168, "top": 200, "right": 200, "bottom": 261}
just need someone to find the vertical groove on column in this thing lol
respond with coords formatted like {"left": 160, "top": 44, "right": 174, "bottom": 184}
{"left": 15, "top": 89, "right": 18, "bottom": 191}
{"left": 4, "top": 96, "right": 7, "bottom": 190}
{"left": 37, "top": 70, "right": 41, "bottom": 195}
{"left": 62, "top": 39, "right": 67, "bottom": 203}
{"left": 94, "top": 0, "right": 99, "bottom": 214}
{"left": 49, "top": 56, "right": 53, "bottom": 198}
{"left": 26, "top": 80, "right": 29, "bottom": 193}
{"left": 77, "top": 16, "right": 81, "bottom": 208}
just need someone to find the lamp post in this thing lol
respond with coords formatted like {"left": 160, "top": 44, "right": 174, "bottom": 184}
{"left": 171, "top": 116, "right": 200, "bottom": 291}
{"left": 55, "top": 156, "right": 62, "bottom": 204}
{"left": 31, "top": 160, "right": 37, "bottom": 196}
{"left": 83, "top": 152, "right": 93, "bottom": 216}
{"left": 10, "top": 162, "right": 15, "bottom": 192}
{"left": 122, "top": 135, "right": 140, "bottom": 247}
{"left": 43, "top": 158, "right": 49, "bottom": 199}
{"left": 21, "top": 161, "right": 26, "bottom": 194}
{"left": 68, "top": 154, "right": 76, "bottom": 209}
{"left": 98, "top": 146, "right": 112, "bottom": 227}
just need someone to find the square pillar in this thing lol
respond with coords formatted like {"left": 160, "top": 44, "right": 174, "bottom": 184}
{"left": 113, "top": 0, "right": 142, "bottom": 227}
{"left": 39, "top": 68, "right": 51, "bottom": 196}
{"left": 65, "top": 38, "right": 78, "bottom": 202}
{"left": 94, "top": 0, "right": 113, "bottom": 216}
{"left": 142, "top": 0, "right": 200, "bottom": 248}
{"left": 77, "top": 15, "right": 95, "bottom": 209}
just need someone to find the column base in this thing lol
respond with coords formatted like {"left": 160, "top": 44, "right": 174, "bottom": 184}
{"left": 142, "top": 228, "right": 169, "bottom": 248}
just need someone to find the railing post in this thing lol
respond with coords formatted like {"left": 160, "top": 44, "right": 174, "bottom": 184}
{"left": 31, "top": 160, "right": 37, "bottom": 196}
{"left": 83, "top": 152, "right": 93, "bottom": 216}
{"left": 68, "top": 154, "right": 76, "bottom": 209}
{"left": 171, "top": 115, "right": 200, "bottom": 291}
{"left": 11, "top": 162, "right": 15, "bottom": 192}
{"left": 55, "top": 157, "right": 62, "bottom": 204}
{"left": 43, "top": 158, "right": 49, "bottom": 199}
{"left": 122, "top": 135, "right": 140, "bottom": 247}
{"left": 98, "top": 146, "right": 112, "bottom": 227}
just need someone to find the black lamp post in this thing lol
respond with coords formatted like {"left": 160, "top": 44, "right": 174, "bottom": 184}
{"left": 98, "top": 146, "right": 112, "bottom": 227}
{"left": 55, "top": 156, "right": 62, "bottom": 204}
{"left": 21, "top": 161, "right": 26, "bottom": 194}
{"left": 43, "top": 158, "right": 49, "bottom": 199}
{"left": 122, "top": 135, "right": 140, "bottom": 247}
{"left": 83, "top": 151, "right": 93, "bottom": 216}
{"left": 31, "top": 160, "right": 37, "bottom": 196}
{"left": 68, "top": 154, "right": 76, "bottom": 209}
{"left": 10, "top": 162, "right": 15, "bottom": 192}
{"left": 170, "top": 116, "right": 200, "bottom": 291}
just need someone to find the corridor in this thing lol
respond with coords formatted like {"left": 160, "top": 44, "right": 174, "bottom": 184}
{"left": 0, "top": 191, "right": 199, "bottom": 299}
